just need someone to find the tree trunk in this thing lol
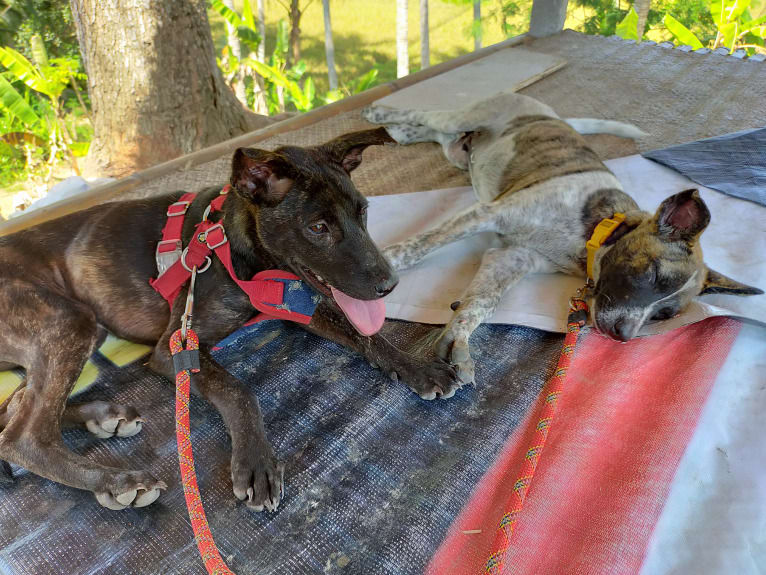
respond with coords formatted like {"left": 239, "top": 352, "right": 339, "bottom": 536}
{"left": 634, "top": 0, "right": 651, "bottom": 40}
{"left": 420, "top": 0, "right": 429, "bottom": 69}
{"left": 396, "top": 0, "right": 409, "bottom": 78}
{"left": 70, "top": 0, "right": 272, "bottom": 178}
{"left": 223, "top": 0, "right": 248, "bottom": 105}
{"left": 289, "top": 0, "right": 302, "bottom": 66}
{"left": 473, "top": 1, "right": 481, "bottom": 51}
{"left": 322, "top": 0, "right": 338, "bottom": 91}
{"left": 257, "top": 0, "right": 266, "bottom": 62}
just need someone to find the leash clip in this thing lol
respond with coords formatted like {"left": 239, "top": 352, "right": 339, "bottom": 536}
{"left": 568, "top": 282, "right": 591, "bottom": 327}
{"left": 180, "top": 265, "right": 199, "bottom": 342}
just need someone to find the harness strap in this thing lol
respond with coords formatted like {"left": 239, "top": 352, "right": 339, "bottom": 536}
{"left": 150, "top": 187, "right": 317, "bottom": 324}
{"left": 155, "top": 192, "right": 196, "bottom": 276}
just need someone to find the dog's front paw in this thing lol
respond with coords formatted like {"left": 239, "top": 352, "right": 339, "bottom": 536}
{"left": 361, "top": 105, "right": 393, "bottom": 124}
{"left": 231, "top": 446, "right": 285, "bottom": 512}
{"left": 435, "top": 327, "right": 476, "bottom": 385}
{"left": 389, "top": 358, "right": 461, "bottom": 401}
{"left": 94, "top": 470, "right": 166, "bottom": 510}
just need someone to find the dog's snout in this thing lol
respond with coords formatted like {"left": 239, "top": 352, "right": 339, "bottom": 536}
{"left": 611, "top": 319, "right": 632, "bottom": 342}
{"left": 375, "top": 275, "right": 399, "bottom": 298}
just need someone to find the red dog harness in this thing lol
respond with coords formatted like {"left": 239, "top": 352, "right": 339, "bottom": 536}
{"left": 150, "top": 185, "right": 318, "bottom": 325}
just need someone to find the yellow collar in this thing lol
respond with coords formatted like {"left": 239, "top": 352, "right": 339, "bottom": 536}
{"left": 586, "top": 213, "right": 626, "bottom": 280}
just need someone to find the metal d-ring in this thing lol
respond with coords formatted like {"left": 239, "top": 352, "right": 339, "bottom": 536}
{"left": 181, "top": 247, "right": 212, "bottom": 273}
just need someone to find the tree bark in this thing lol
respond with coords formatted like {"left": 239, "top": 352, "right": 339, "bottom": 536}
{"left": 289, "top": 0, "right": 302, "bottom": 66}
{"left": 223, "top": 0, "right": 248, "bottom": 105}
{"left": 634, "top": 0, "right": 651, "bottom": 40}
{"left": 322, "top": 0, "right": 338, "bottom": 91}
{"left": 70, "top": 0, "right": 273, "bottom": 178}
{"left": 396, "top": 0, "right": 409, "bottom": 78}
{"left": 473, "top": 1, "right": 481, "bottom": 50}
{"left": 257, "top": 0, "right": 266, "bottom": 62}
{"left": 420, "top": 0, "right": 429, "bottom": 69}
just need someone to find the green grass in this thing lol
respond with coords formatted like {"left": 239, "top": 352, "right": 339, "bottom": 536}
{"left": 209, "top": 0, "right": 531, "bottom": 96}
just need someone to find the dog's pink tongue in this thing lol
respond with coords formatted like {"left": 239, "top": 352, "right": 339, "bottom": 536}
{"left": 330, "top": 286, "right": 386, "bottom": 336}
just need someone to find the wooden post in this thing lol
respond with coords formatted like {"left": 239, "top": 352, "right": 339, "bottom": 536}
{"left": 528, "top": 0, "right": 569, "bottom": 37}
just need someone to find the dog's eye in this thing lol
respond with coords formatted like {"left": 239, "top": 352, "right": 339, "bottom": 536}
{"left": 360, "top": 205, "right": 368, "bottom": 218}
{"left": 652, "top": 306, "right": 678, "bottom": 321}
{"left": 307, "top": 222, "right": 329, "bottom": 235}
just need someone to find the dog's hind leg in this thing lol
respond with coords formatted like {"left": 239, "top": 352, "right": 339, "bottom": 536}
{"left": 383, "top": 201, "right": 499, "bottom": 270}
{"left": 381, "top": 122, "right": 457, "bottom": 146}
{"left": 435, "top": 247, "right": 547, "bottom": 384}
{"left": 0, "top": 284, "right": 165, "bottom": 509}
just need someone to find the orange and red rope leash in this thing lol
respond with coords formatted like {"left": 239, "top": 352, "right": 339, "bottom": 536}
{"left": 485, "top": 295, "right": 589, "bottom": 574}
{"left": 171, "top": 329, "right": 235, "bottom": 575}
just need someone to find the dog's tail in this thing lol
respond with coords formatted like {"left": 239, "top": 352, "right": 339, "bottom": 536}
{"left": 565, "top": 118, "right": 648, "bottom": 139}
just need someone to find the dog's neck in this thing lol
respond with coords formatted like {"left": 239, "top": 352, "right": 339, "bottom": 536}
{"left": 216, "top": 191, "right": 281, "bottom": 280}
{"left": 579, "top": 187, "right": 647, "bottom": 273}
{"left": 581, "top": 187, "right": 642, "bottom": 241}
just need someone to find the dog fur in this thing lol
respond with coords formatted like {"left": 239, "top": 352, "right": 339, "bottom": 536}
{"left": 363, "top": 92, "right": 762, "bottom": 384}
{"left": 0, "top": 128, "right": 459, "bottom": 512}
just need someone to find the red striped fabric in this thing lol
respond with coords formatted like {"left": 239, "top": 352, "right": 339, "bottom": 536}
{"left": 427, "top": 317, "right": 740, "bottom": 575}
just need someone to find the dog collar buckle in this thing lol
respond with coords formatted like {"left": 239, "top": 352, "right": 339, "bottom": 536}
{"left": 586, "top": 213, "right": 626, "bottom": 280}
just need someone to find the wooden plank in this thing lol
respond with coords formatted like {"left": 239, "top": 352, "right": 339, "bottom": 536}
{"left": 372, "top": 47, "right": 566, "bottom": 111}
{"left": 0, "top": 35, "right": 527, "bottom": 236}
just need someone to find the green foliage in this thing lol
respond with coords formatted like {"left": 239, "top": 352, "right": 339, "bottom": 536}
{"left": 209, "top": 0, "right": 262, "bottom": 52}
{"left": 1, "top": 0, "right": 79, "bottom": 60}
{"left": 615, "top": 6, "right": 640, "bottom": 40}
{"left": 663, "top": 13, "right": 705, "bottom": 47}
{"left": 211, "top": 0, "right": 380, "bottom": 115}
{"left": 640, "top": 0, "right": 766, "bottom": 53}
{"left": 0, "top": 33, "right": 89, "bottom": 186}
{"left": 0, "top": 71, "right": 40, "bottom": 124}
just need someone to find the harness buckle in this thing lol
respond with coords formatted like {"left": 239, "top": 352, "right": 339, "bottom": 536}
{"left": 204, "top": 223, "right": 227, "bottom": 250}
{"left": 155, "top": 239, "right": 182, "bottom": 276}
{"left": 167, "top": 201, "right": 191, "bottom": 217}
{"left": 181, "top": 247, "right": 212, "bottom": 274}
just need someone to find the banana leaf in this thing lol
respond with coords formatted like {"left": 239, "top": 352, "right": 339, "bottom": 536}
{"left": 0, "top": 73, "right": 40, "bottom": 126}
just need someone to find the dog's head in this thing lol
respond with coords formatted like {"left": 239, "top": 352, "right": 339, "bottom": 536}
{"left": 229, "top": 127, "right": 397, "bottom": 335}
{"left": 591, "top": 189, "right": 762, "bottom": 341}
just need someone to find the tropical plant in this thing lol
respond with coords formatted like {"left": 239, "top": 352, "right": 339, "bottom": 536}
{"left": 210, "top": 0, "right": 269, "bottom": 113}
{"left": 666, "top": 0, "right": 766, "bottom": 52}
{"left": 0, "top": 38, "right": 88, "bottom": 179}
{"left": 615, "top": 0, "right": 766, "bottom": 54}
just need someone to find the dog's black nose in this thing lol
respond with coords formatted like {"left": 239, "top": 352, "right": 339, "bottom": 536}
{"left": 611, "top": 319, "right": 632, "bottom": 342}
{"left": 375, "top": 276, "right": 399, "bottom": 298}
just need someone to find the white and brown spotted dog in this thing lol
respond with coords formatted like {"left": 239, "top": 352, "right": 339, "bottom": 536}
{"left": 363, "top": 92, "right": 762, "bottom": 385}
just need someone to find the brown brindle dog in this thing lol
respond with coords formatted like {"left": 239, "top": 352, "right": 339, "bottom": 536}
{"left": 0, "top": 128, "right": 459, "bottom": 512}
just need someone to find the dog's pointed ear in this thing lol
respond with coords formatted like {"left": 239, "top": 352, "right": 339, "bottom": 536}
{"left": 321, "top": 127, "right": 395, "bottom": 173}
{"left": 655, "top": 189, "right": 711, "bottom": 242}
{"left": 700, "top": 267, "right": 764, "bottom": 296}
{"left": 230, "top": 148, "right": 294, "bottom": 205}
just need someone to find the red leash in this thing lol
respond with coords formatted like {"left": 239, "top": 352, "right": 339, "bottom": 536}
{"left": 484, "top": 294, "right": 589, "bottom": 574}
{"left": 171, "top": 328, "right": 235, "bottom": 575}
